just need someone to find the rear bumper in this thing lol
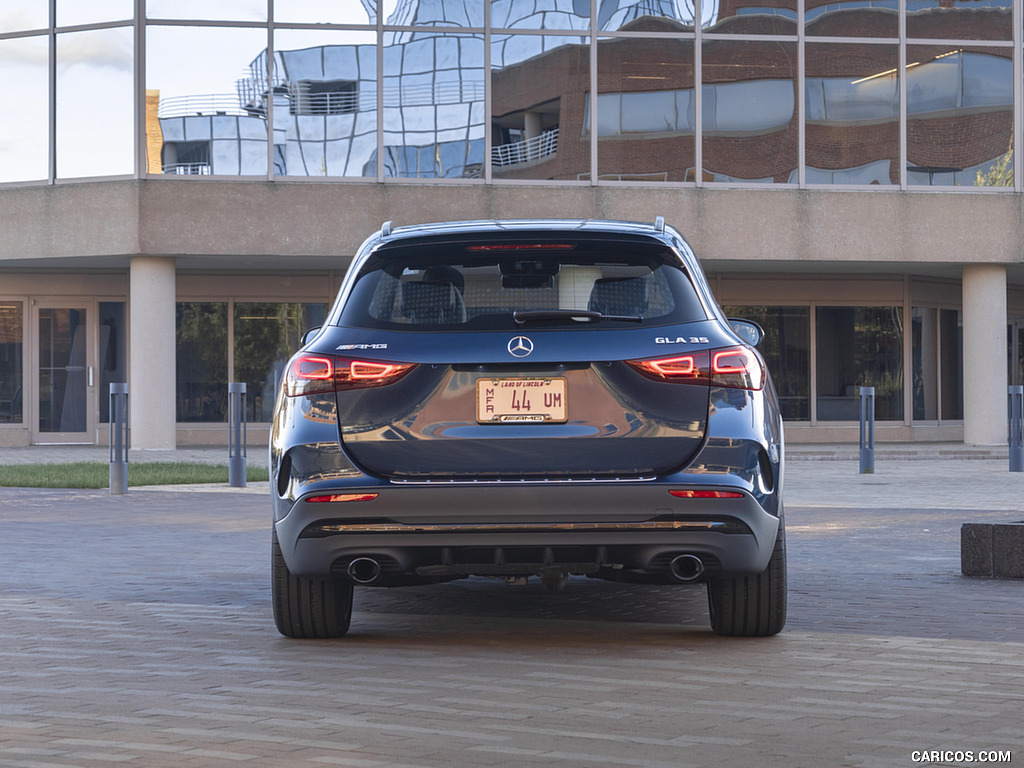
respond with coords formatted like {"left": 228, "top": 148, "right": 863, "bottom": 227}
{"left": 275, "top": 481, "right": 780, "bottom": 582}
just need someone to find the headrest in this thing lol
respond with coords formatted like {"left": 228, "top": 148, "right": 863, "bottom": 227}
{"left": 588, "top": 276, "right": 649, "bottom": 316}
{"left": 400, "top": 280, "right": 458, "bottom": 322}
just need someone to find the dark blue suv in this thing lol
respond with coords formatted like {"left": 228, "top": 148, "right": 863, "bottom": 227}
{"left": 270, "top": 218, "right": 786, "bottom": 638}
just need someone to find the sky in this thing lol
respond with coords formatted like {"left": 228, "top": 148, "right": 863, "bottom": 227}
{"left": 0, "top": 1, "right": 388, "bottom": 180}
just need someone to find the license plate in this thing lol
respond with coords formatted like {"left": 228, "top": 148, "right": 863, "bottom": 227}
{"left": 476, "top": 377, "right": 568, "bottom": 423}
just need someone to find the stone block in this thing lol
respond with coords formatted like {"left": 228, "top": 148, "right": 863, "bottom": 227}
{"left": 961, "top": 523, "right": 994, "bottom": 578}
{"left": 992, "top": 523, "right": 1024, "bottom": 578}
{"left": 961, "top": 522, "right": 1024, "bottom": 579}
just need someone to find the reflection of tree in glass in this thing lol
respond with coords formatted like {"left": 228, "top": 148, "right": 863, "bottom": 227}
{"left": 0, "top": 305, "right": 24, "bottom": 421}
{"left": 722, "top": 305, "right": 810, "bottom": 422}
{"left": 234, "top": 303, "right": 310, "bottom": 422}
{"left": 852, "top": 307, "right": 904, "bottom": 420}
{"left": 176, "top": 303, "right": 228, "bottom": 422}
{"left": 977, "top": 139, "right": 1013, "bottom": 187}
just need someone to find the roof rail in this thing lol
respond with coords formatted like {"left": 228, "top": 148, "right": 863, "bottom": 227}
{"left": 654, "top": 216, "right": 665, "bottom": 232}
{"left": 381, "top": 220, "right": 393, "bottom": 237}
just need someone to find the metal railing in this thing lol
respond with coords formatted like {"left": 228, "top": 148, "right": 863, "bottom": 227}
{"left": 157, "top": 93, "right": 249, "bottom": 119}
{"left": 381, "top": 80, "right": 485, "bottom": 108}
{"left": 162, "top": 163, "right": 212, "bottom": 176}
{"left": 290, "top": 89, "right": 359, "bottom": 115}
{"left": 492, "top": 129, "right": 559, "bottom": 167}
{"left": 236, "top": 75, "right": 486, "bottom": 115}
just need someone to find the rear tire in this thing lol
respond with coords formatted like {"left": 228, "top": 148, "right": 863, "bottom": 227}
{"left": 272, "top": 530, "right": 354, "bottom": 638}
{"left": 707, "top": 519, "right": 787, "bottom": 637}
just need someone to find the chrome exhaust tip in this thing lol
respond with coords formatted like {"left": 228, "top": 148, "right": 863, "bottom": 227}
{"left": 668, "top": 554, "right": 705, "bottom": 583}
{"left": 347, "top": 557, "right": 382, "bottom": 585}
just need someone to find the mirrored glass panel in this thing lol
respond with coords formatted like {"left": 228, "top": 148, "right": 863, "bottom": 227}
{"left": 147, "top": 26, "right": 268, "bottom": 176}
{"left": 703, "top": 39, "right": 796, "bottom": 184}
{"left": 98, "top": 302, "right": 126, "bottom": 423}
{"left": 274, "top": 30, "right": 377, "bottom": 177}
{"left": 492, "top": 33, "right": 585, "bottom": 180}
{"left": 594, "top": 36, "right": 694, "bottom": 182}
{"left": 491, "top": 0, "right": 588, "bottom": 31}
{"left": 907, "top": 45, "right": 1012, "bottom": 187}
{"left": 0, "top": 0, "right": 47, "bottom": 33}
{"left": 382, "top": 0, "right": 483, "bottom": 27}
{"left": 704, "top": 0, "right": 796, "bottom": 35}
{"left": 382, "top": 32, "right": 483, "bottom": 178}
{"left": 805, "top": 43, "right": 898, "bottom": 185}
{"left": 722, "top": 305, "right": 809, "bottom": 420}
{"left": 0, "top": 302, "right": 24, "bottom": 425}
{"left": 176, "top": 302, "right": 227, "bottom": 423}
{"left": 604, "top": 0, "right": 695, "bottom": 31}
{"left": 816, "top": 306, "right": 903, "bottom": 421}
{"left": 912, "top": 307, "right": 938, "bottom": 421}
{"left": 38, "top": 308, "right": 88, "bottom": 434}
{"left": 907, "top": 0, "right": 1010, "bottom": 41}
{"left": 146, "top": 0, "right": 267, "bottom": 22}
{"left": 56, "top": 28, "right": 134, "bottom": 179}
{"left": 276, "top": 0, "right": 376, "bottom": 25}
{"left": 58, "top": 0, "right": 133, "bottom": 27}
{"left": 941, "top": 309, "right": 963, "bottom": 420}
{"left": 490, "top": 0, "right": 694, "bottom": 31}
{"left": 0, "top": 36, "right": 48, "bottom": 183}
{"left": 234, "top": 302, "right": 327, "bottom": 421}
{"left": 805, "top": 0, "right": 898, "bottom": 37}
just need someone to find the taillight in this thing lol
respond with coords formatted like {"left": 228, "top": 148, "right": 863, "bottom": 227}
{"left": 306, "top": 493, "right": 379, "bottom": 503}
{"left": 466, "top": 244, "right": 576, "bottom": 251}
{"left": 627, "top": 346, "right": 764, "bottom": 391}
{"left": 287, "top": 355, "right": 336, "bottom": 397}
{"left": 286, "top": 355, "right": 415, "bottom": 397}
{"left": 669, "top": 490, "right": 744, "bottom": 499}
{"left": 627, "top": 351, "right": 709, "bottom": 383}
{"left": 334, "top": 358, "right": 415, "bottom": 390}
{"left": 711, "top": 348, "right": 764, "bottom": 391}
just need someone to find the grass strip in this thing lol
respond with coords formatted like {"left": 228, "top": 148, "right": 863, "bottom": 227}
{"left": 0, "top": 461, "right": 269, "bottom": 489}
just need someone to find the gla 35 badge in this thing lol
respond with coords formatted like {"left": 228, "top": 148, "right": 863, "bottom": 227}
{"left": 655, "top": 336, "right": 710, "bottom": 344}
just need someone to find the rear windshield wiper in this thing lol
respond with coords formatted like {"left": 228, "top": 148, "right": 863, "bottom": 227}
{"left": 513, "top": 309, "right": 643, "bottom": 325}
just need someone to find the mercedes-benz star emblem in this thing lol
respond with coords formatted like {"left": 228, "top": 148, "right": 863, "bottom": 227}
{"left": 507, "top": 336, "right": 534, "bottom": 358}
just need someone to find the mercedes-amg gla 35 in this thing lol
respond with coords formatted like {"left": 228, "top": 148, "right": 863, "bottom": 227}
{"left": 270, "top": 218, "right": 786, "bottom": 638}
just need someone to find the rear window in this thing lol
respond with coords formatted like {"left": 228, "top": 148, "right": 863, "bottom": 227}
{"left": 338, "top": 238, "right": 707, "bottom": 331}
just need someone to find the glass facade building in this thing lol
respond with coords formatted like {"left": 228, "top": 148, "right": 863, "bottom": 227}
{"left": 0, "top": 0, "right": 1016, "bottom": 187}
{"left": 1, "top": 0, "right": 1023, "bottom": 447}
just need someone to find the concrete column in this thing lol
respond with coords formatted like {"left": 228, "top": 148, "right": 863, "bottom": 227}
{"left": 129, "top": 256, "right": 177, "bottom": 450}
{"left": 523, "top": 111, "right": 542, "bottom": 141}
{"left": 523, "top": 112, "right": 543, "bottom": 162}
{"left": 962, "top": 264, "right": 1007, "bottom": 446}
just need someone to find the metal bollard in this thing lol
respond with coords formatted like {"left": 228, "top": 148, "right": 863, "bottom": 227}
{"left": 109, "top": 383, "right": 129, "bottom": 494}
{"left": 859, "top": 386, "right": 875, "bottom": 475}
{"left": 228, "top": 382, "right": 247, "bottom": 488}
{"left": 1009, "top": 386, "right": 1024, "bottom": 472}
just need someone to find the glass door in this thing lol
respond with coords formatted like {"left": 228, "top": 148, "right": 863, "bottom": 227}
{"left": 1010, "top": 319, "right": 1024, "bottom": 388}
{"left": 33, "top": 304, "right": 96, "bottom": 444}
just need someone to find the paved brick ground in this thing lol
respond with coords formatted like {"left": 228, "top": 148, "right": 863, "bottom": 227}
{"left": 0, "top": 456, "right": 1022, "bottom": 767}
